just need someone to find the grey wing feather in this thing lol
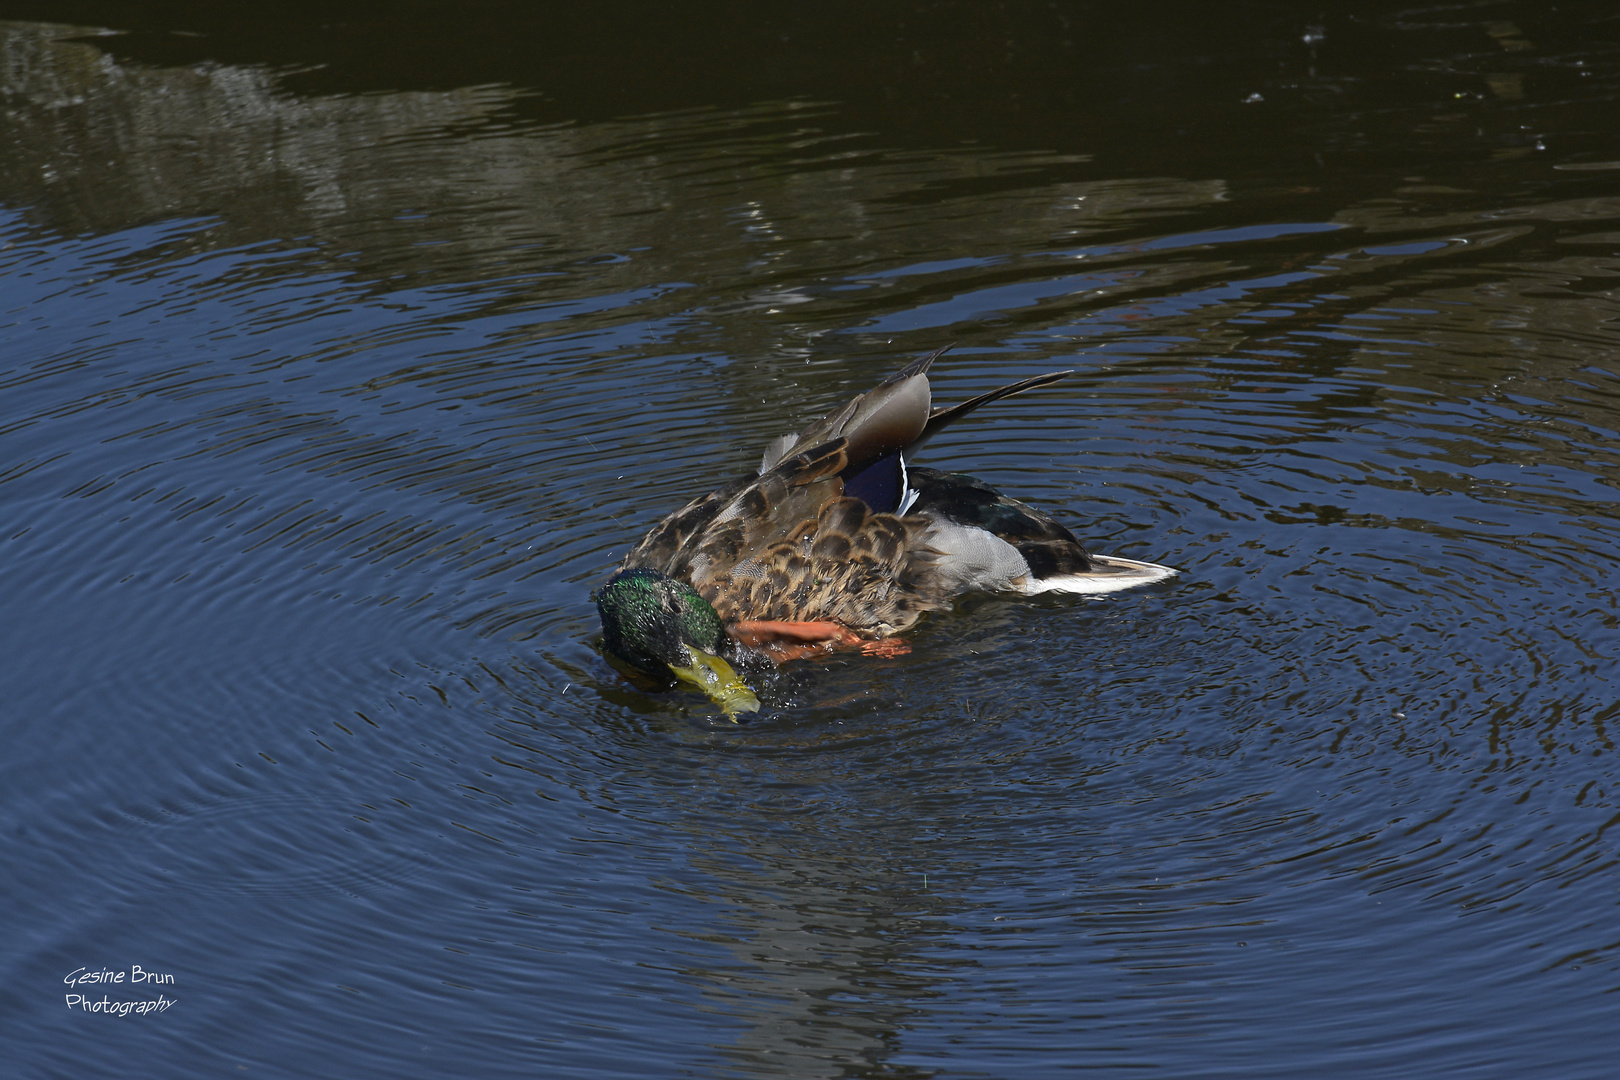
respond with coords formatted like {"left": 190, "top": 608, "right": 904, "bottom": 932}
{"left": 756, "top": 344, "right": 952, "bottom": 474}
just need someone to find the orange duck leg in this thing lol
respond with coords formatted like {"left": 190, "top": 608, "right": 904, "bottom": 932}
{"left": 727, "top": 620, "right": 912, "bottom": 663}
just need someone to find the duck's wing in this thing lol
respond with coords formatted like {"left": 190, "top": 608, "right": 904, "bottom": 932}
{"left": 707, "top": 493, "right": 951, "bottom": 636}
{"left": 623, "top": 436, "right": 951, "bottom": 635}
{"left": 623, "top": 438, "right": 852, "bottom": 580}
{"left": 760, "top": 350, "right": 1073, "bottom": 471}
{"left": 834, "top": 366, "right": 1076, "bottom": 514}
{"left": 757, "top": 345, "right": 948, "bottom": 475}
{"left": 914, "top": 369, "right": 1073, "bottom": 450}
{"left": 618, "top": 475, "right": 755, "bottom": 575}
{"left": 762, "top": 352, "right": 1075, "bottom": 517}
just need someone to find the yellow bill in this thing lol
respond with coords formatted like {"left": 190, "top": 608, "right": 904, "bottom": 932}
{"left": 667, "top": 645, "right": 760, "bottom": 719}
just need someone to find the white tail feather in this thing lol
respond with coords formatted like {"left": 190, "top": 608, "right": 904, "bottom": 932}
{"left": 1021, "top": 555, "right": 1179, "bottom": 595}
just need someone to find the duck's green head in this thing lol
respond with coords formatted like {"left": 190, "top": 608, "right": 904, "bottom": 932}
{"left": 593, "top": 568, "right": 760, "bottom": 718}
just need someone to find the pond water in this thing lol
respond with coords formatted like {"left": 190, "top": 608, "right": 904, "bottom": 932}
{"left": 2, "top": 3, "right": 1618, "bottom": 1077}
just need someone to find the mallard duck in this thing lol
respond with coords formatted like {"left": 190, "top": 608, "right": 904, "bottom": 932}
{"left": 594, "top": 346, "right": 1177, "bottom": 716}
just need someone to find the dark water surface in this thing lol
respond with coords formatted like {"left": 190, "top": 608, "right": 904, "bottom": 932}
{"left": 2, "top": 3, "right": 1618, "bottom": 1076}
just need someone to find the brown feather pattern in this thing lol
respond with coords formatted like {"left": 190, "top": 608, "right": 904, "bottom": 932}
{"left": 620, "top": 440, "right": 953, "bottom": 637}
{"left": 615, "top": 349, "right": 1109, "bottom": 642}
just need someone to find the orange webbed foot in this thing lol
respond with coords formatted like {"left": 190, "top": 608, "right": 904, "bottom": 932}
{"left": 858, "top": 638, "right": 911, "bottom": 658}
